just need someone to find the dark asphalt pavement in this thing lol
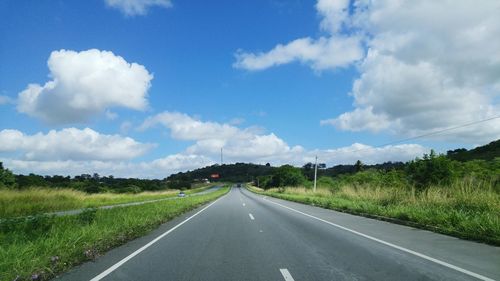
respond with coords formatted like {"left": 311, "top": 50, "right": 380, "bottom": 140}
{"left": 54, "top": 186, "right": 500, "bottom": 281}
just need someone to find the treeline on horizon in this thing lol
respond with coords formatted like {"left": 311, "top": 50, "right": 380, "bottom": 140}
{"left": 168, "top": 139, "right": 499, "bottom": 189}
{"left": 0, "top": 139, "right": 499, "bottom": 193}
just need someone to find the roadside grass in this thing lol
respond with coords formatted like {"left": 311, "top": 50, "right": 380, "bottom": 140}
{"left": 248, "top": 179, "right": 500, "bottom": 245}
{"left": 0, "top": 184, "right": 216, "bottom": 218}
{"left": 0, "top": 186, "right": 229, "bottom": 281}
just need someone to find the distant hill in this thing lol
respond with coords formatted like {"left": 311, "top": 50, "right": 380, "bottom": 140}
{"left": 166, "top": 140, "right": 500, "bottom": 183}
{"left": 167, "top": 162, "right": 275, "bottom": 183}
{"left": 446, "top": 139, "right": 500, "bottom": 161}
{"left": 167, "top": 161, "right": 406, "bottom": 182}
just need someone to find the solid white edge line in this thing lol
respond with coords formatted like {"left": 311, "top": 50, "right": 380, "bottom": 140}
{"left": 90, "top": 193, "right": 227, "bottom": 281}
{"left": 264, "top": 197, "right": 494, "bottom": 281}
{"left": 249, "top": 213, "right": 255, "bottom": 220}
{"left": 280, "top": 268, "right": 295, "bottom": 281}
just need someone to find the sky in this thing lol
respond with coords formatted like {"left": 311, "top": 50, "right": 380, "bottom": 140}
{"left": 0, "top": 0, "right": 499, "bottom": 178}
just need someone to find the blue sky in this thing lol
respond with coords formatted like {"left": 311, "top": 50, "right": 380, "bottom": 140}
{"left": 1, "top": 0, "right": 499, "bottom": 178}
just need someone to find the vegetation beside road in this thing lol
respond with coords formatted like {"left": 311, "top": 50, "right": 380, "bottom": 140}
{"left": 248, "top": 149, "right": 499, "bottom": 246}
{"left": 0, "top": 184, "right": 215, "bottom": 218}
{"left": 0, "top": 185, "right": 229, "bottom": 281}
{"left": 249, "top": 182, "right": 499, "bottom": 245}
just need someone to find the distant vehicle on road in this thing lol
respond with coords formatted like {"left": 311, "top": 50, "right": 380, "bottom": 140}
{"left": 178, "top": 191, "right": 186, "bottom": 197}
{"left": 236, "top": 183, "right": 242, "bottom": 188}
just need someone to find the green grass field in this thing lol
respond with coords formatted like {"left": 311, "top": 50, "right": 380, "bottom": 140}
{"left": 0, "top": 186, "right": 229, "bottom": 281}
{"left": 0, "top": 184, "right": 216, "bottom": 218}
{"left": 248, "top": 180, "right": 500, "bottom": 246}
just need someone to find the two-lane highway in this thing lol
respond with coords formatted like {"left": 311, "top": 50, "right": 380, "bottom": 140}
{"left": 56, "top": 186, "right": 500, "bottom": 281}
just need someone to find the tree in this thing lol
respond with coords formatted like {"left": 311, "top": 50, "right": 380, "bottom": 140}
{"left": 406, "top": 150, "right": 456, "bottom": 189}
{"left": 355, "top": 160, "right": 364, "bottom": 172}
{"left": 0, "top": 162, "right": 16, "bottom": 188}
{"left": 270, "top": 165, "right": 306, "bottom": 188}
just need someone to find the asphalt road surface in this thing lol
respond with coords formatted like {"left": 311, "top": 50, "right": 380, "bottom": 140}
{"left": 55, "top": 186, "right": 500, "bottom": 281}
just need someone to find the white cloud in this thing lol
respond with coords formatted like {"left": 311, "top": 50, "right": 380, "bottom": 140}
{"left": 1, "top": 142, "right": 427, "bottom": 178}
{"left": 139, "top": 111, "right": 302, "bottom": 162}
{"left": 321, "top": 106, "right": 391, "bottom": 132}
{"left": 138, "top": 112, "right": 428, "bottom": 169}
{"left": 234, "top": 36, "right": 363, "bottom": 71}
{"left": 0, "top": 128, "right": 154, "bottom": 161}
{"left": 306, "top": 143, "right": 428, "bottom": 167}
{"left": 316, "top": 0, "right": 350, "bottom": 34}
{"left": 0, "top": 154, "right": 213, "bottom": 179}
{"left": 324, "top": 0, "right": 500, "bottom": 143}
{"left": 236, "top": 0, "right": 500, "bottom": 143}
{"left": 0, "top": 112, "right": 429, "bottom": 178}
{"left": 17, "top": 49, "right": 153, "bottom": 124}
{"left": 139, "top": 112, "right": 240, "bottom": 141}
{"left": 233, "top": 0, "right": 363, "bottom": 71}
{"left": 105, "top": 0, "right": 172, "bottom": 16}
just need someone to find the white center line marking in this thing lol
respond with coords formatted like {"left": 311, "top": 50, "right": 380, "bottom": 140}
{"left": 242, "top": 203, "right": 246, "bottom": 206}
{"left": 249, "top": 213, "right": 255, "bottom": 220}
{"left": 280, "top": 268, "right": 295, "bottom": 281}
{"left": 89, "top": 194, "right": 227, "bottom": 281}
{"left": 264, "top": 197, "right": 494, "bottom": 281}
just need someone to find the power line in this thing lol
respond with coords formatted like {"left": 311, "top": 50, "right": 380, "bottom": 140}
{"left": 347, "top": 115, "right": 500, "bottom": 154}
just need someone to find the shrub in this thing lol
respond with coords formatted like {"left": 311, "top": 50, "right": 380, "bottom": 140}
{"left": 270, "top": 165, "right": 307, "bottom": 187}
{"left": 0, "top": 162, "right": 16, "bottom": 189}
{"left": 77, "top": 208, "right": 97, "bottom": 225}
{"left": 406, "top": 150, "right": 456, "bottom": 189}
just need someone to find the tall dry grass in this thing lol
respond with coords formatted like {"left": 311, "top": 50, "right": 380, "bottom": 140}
{"left": 252, "top": 177, "right": 499, "bottom": 244}
{"left": 0, "top": 188, "right": 179, "bottom": 218}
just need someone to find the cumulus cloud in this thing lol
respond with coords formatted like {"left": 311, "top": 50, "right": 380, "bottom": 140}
{"left": 17, "top": 49, "right": 153, "bottom": 124}
{"left": 304, "top": 143, "right": 428, "bottom": 167}
{"left": 139, "top": 111, "right": 302, "bottom": 162}
{"left": 139, "top": 112, "right": 241, "bottom": 141}
{"left": 1, "top": 142, "right": 427, "bottom": 178}
{"left": 236, "top": 0, "right": 500, "bottom": 143}
{"left": 0, "top": 113, "right": 429, "bottom": 177}
{"left": 0, "top": 158, "right": 202, "bottom": 179}
{"left": 105, "top": 0, "right": 172, "bottom": 16}
{"left": 324, "top": 0, "right": 500, "bottom": 143}
{"left": 138, "top": 112, "right": 428, "bottom": 168}
{"left": 234, "top": 36, "right": 363, "bottom": 71}
{"left": 233, "top": 0, "right": 364, "bottom": 71}
{"left": 0, "top": 128, "right": 154, "bottom": 161}
{"left": 1, "top": 153, "right": 212, "bottom": 179}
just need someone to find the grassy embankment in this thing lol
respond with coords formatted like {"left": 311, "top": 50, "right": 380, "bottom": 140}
{"left": 0, "top": 186, "right": 229, "bottom": 281}
{"left": 0, "top": 183, "right": 218, "bottom": 218}
{"left": 248, "top": 180, "right": 499, "bottom": 245}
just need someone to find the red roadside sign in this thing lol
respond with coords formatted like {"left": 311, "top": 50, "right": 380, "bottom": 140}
{"left": 210, "top": 173, "right": 220, "bottom": 179}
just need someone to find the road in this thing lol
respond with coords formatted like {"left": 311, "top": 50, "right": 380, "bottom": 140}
{"left": 55, "top": 186, "right": 500, "bottom": 281}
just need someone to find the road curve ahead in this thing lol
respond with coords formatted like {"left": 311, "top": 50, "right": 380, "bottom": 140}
{"left": 55, "top": 187, "right": 500, "bottom": 281}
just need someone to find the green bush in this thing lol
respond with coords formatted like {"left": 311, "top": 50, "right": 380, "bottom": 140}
{"left": 406, "top": 150, "right": 456, "bottom": 189}
{"left": 77, "top": 208, "right": 97, "bottom": 225}
{"left": 270, "top": 165, "right": 307, "bottom": 187}
{"left": 0, "top": 162, "right": 16, "bottom": 189}
{"left": 316, "top": 176, "right": 337, "bottom": 189}
{"left": 255, "top": 175, "right": 273, "bottom": 189}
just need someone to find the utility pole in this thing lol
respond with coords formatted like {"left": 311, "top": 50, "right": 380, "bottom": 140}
{"left": 221, "top": 147, "right": 223, "bottom": 165}
{"left": 313, "top": 155, "right": 318, "bottom": 193}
